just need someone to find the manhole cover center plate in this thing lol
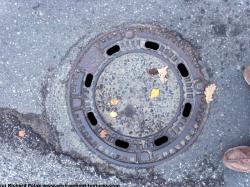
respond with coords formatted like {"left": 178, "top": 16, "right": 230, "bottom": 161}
{"left": 67, "top": 24, "right": 207, "bottom": 168}
{"left": 95, "top": 53, "right": 181, "bottom": 137}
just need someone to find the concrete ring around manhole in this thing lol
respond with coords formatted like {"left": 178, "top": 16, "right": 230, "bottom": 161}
{"left": 67, "top": 24, "right": 208, "bottom": 168}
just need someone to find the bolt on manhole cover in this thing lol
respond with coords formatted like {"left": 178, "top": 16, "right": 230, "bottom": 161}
{"left": 67, "top": 24, "right": 207, "bottom": 168}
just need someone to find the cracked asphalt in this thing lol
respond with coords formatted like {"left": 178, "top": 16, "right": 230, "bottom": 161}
{"left": 0, "top": 0, "right": 250, "bottom": 186}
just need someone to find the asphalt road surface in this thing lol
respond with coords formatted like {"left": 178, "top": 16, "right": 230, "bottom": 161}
{"left": 0, "top": 0, "right": 250, "bottom": 186}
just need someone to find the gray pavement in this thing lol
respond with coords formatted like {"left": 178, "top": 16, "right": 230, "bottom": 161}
{"left": 0, "top": 0, "right": 250, "bottom": 186}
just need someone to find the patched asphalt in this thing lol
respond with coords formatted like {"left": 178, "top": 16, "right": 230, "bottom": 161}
{"left": 0, "top": 0, "right": 250, "bottom": 186}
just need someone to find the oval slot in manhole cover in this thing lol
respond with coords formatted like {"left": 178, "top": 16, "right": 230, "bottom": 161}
{"left": 67, "top": 24, "right": 207, "bottom": 168}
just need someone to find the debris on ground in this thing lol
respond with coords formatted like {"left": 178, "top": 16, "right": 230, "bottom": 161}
{"left": 110, "top": 111, "right": 118, "bottom": 118}
{"left": 205, "top": 84, "right": 217, "bottom": 104}
{"left": 150, "top": 88, "right": 160, "bottom": 99}
{"left": 146, "top": 68, "right": 159, "bottom": 75}
{"left": 17, "top": 129, "right": 26, "bottom": 138}
{"left": 147, "top": 66, "right": 168, "bottom": 84}
{"left": 99, "top": 129, "right": 108, "bottom": 138}
{"left": 157, "top": 66, "right": 168, "bottom": 84}
{"left": 110, "top": 98, "right": 119, "bottom": 106}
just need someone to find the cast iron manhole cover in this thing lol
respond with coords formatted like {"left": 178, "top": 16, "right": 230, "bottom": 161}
{"left": 67, "top": 24, "right": 207, "bottom": 168}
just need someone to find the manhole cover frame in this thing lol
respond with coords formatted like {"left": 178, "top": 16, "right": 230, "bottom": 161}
{"left": 67, "top": 24, "right": 207, "bottom": 168}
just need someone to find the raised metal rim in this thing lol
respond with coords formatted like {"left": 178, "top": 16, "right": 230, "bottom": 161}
{"left": 66, "top": 23, "right": 207, "bottom": 168}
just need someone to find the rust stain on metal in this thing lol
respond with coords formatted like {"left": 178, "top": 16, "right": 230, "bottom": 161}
{"left": 67, "top": 24, "right": 208, "bottom": 168}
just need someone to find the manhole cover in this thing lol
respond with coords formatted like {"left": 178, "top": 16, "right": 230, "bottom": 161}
{"left": 67, "top": 24, "right": 207, "bottom": 168}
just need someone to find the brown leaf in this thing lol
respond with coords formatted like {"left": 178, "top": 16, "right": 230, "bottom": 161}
{"left": 99, "top": 129, "right": 108, "bottom": 138}
{"left": 18, "top": 129, "right": 26, "bottom": 138}
{"left": 146, "top": 68, "right": 159, "bottom": 75}
{"left": 205, "top": 84, "right": 216, "bottom": 104}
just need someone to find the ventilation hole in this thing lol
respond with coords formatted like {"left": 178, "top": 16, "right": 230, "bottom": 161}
{"left": 106, "top": 45, "right": 120, "bottom": 56}
{"left": 87, "top": 112, "right": 97, "bottom": 125}
{"left": 85, "top": 74, "right": 93, "bottom": 87}
{"left": 145, "top": 41, "right": 159, "bottom": 50}
{"left": 154, "top": 136, "right": 168, "bottom": 146}
{"left": 115, "top": 139, "right": 129, "bottom": 149}
{"left": 182, "top": 103, "right": 192, "bottom": 117}
{"left": 177, "top": 63, "right": 189, "bottom": 77}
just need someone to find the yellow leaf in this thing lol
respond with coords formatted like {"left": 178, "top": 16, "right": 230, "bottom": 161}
{"left": 110, "top": 98, "right": 119, "bottom": 105}
{"left": 150, "top": 88, "right": 160, "bottom": 99}
{"left": 110, "top": 111, "right": 118, "bottom": 118}
{"left": 205, "top": 84, "right": 216, "bottom": 104}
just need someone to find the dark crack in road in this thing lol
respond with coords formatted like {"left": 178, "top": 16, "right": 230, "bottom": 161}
{"left": 1, "top": 0, "right": 250, "bottom": 186}
{"left": 0, "top": 106, "right": 223, "bottom": 185}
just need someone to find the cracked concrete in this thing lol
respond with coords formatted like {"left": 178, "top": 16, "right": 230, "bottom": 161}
{"left": 0, "top": 0, "right": 250, "bottom": 186}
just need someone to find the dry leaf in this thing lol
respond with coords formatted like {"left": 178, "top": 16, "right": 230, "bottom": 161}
{"left": 99, "top": 129, "right": 108, "bottom": 138}
{"left": 110, "top": 111, "right": 118, "bottom": 118}
{"left": 150, "top": 88, "right": 160, "bottom": 99}
{"left": 146, "top": 68, "right": 159, "bottom": 75}
{"left": 18, "top": 129, "right": 26, "bottom": 138}
{"left": 110, "top": 98, "right": 119, "bottom": 106}
{"left": 205, "top": 84, "right": 216, "bottom": 104}
{"left": 157, "top": 66, "right": 168, "bottom": 84}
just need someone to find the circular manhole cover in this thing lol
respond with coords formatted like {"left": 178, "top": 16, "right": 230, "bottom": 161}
{"left": 67, "top": 24, "right": 207, "bottom": 168}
